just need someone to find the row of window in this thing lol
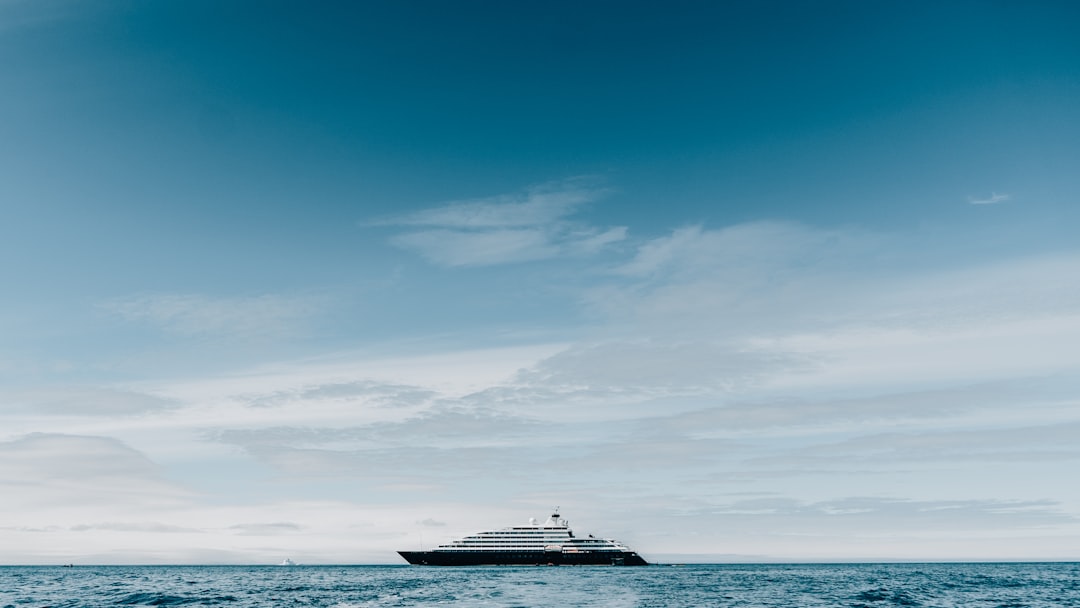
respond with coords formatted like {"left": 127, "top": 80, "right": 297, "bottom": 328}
{"left": 459, "top": 537, "right": 570, "bottom": 542}
{"left": 470, "top": 531, "right": 568, "bottom": 535}
{"left": 440, "top": 546, "right": 626, "bottom": 552}
{"left": 435, "top": 548, "right": 626, "bottom": 553}
{"left": 447, "top": 542, "right": 583, "bottom": 546}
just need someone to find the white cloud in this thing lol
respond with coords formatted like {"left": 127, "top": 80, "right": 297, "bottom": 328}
{"left": 592, "top": 223, "right": 1080, "bottom": 345}
{"left": 651, "top": 379, "right": 1065, "bottom": 436}
{"left": 215, "top": 410, "right": 553, "bottom": 456}
{"left": 102, "top": 293, "right": 324, "bottom": 337}
{"left": 369, "top": 177, "right": 607, "bottom": 228}
{"left": 390, "top": 228, "right": 559, "bottom": 266}
{"left": 613, "top": 221, "right": 854, "bottom": 279}
{"left": 247, "top": 380, "right": 436, "bottom": 409}
{"left": 0, "top": 386, "right": 178, "bottom": 416}
{"left": 0, "top": 433, "right": 156, "bottom": 481}
{"left": 372, "top": 178, "right": 627, "bottom": 267}
{"left": 706, "top": 496, "right": 1075, "bottom": 529}
{"left": 6, "top": 217, "right": 1080, "bottom": 562}
{"left": 0, "top": 433, "right": 190, "bottom": 509}
{"left": 614, "top": 224, "right": 707, "bottom": 277}
{"left": 228, "top": 522, "right": 303, "bottom": 535}
{"left": 755, "top": 422, "right": 1080, "bottom": 468}
{"left": 69, "top": 522, "right": 202, "bottom": 533}
{"left": 969, "top": 192, "right": 1010, "bottom": 205}
{"left": 582, "top": 222, "right": 884, "bottom": 342}
{"left": 516, "top": 340, "right": 805, "bottom": 393}
{"left": 568, "top": 226, "right": 629, "bottom": 254}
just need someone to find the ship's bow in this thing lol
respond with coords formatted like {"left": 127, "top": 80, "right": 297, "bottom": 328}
{"left": 397, "top": 551, "right": 427, "bottom": 565}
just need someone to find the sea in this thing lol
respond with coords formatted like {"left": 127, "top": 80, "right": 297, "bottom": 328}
{"left": 2, "top": 563, "right": 1079, "bottom": 608}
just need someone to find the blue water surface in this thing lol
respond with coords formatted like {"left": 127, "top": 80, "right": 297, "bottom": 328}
{"left": 1, "top": 563, "right": 1078, "bottom": 608}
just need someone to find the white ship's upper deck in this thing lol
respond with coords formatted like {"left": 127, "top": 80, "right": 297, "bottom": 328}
{"left": 431, "top": 511, "right": 631, "bottom": 553}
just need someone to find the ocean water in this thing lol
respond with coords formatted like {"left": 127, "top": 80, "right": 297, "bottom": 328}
{"left": 2, "top": 563, "right": 1078, "bottom": 608}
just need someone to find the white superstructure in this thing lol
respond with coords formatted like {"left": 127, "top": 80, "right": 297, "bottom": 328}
{"left": 432, "top": 509, "right": 633, "bottom": 554}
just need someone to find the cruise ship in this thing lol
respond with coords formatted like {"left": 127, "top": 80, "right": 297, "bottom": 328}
{"left": 398, "top": 509, "right": 648, "bottom": 566}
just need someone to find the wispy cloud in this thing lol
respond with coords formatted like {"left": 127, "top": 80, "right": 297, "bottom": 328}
{"left": 456, "top": 340, "right": 813, "bottom": 424}
{"left": 651, "top": 380, "right": 1047, "bottom": 435}
{"left": 613, "top": 221, "right": 855, "bottom": 279}
{"left": 70, "top": 522, "right": 202, "bottom": 534}
{"left": 0, "top": 433, "right": 190, "bottom": 509}
{"left": 228, "top": 522, "right": 303, "bottom": 536}
{"left": 0, "top": 386, "right": 179, "bottom": 416}
{"left": 754, "top": 422, "right": 1080, "bottom": 469}
{"left": 246, "top": 380, "right": 436, "bottom": 409}
{"left": 696, "top": 496, "right": 1076, "bottom": 533}
{"left": 390, "top": 228, "right": 559, "bottom": 266}
{"left": 216, "top": 410, "right": 552, "bottom": 455}
{"left": 968, "top": 192, "right": 1010, "bottom": 205}
{"left": 369, "top": 178, "right": 627, "bottom": 267}
{"left": 102, "top": 293, "right": 325, "bottom": 337}
{"left": 368, "top": 177, "right": 607, "bottom": 228}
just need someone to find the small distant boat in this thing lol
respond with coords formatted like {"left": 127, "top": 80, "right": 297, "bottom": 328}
{"left": 279, "top": 558, "right": 298, "bottom": 566}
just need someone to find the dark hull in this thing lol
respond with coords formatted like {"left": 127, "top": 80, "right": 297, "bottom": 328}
{"left": 398, "top": 550, "right": 648, "bottom": 566}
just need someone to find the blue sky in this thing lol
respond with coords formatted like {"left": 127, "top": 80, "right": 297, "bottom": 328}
{"left": 2, "top": 0, "right": 1080, "bottom": 563}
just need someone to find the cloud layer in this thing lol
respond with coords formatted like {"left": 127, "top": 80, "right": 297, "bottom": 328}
{"left": 371, "top": 178, "right": 627, "bottom": 266}
{"left": 4, "top": 217, "right": 1080, "bottom": 562}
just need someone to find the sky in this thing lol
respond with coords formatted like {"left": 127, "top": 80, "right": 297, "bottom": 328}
{"left": 1, "top": 0, "right": 1079, "bottom": 564}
